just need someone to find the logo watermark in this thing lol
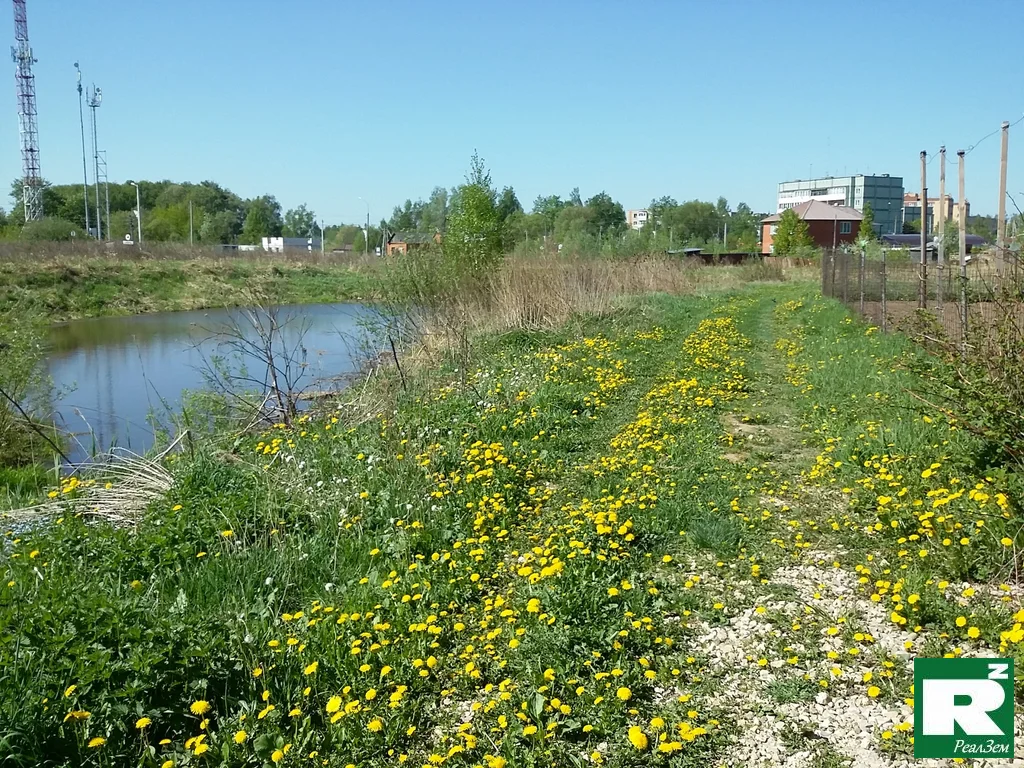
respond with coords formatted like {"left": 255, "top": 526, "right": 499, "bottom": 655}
{"left": 914, "top": 658, "right": 1014, "bottom": 759}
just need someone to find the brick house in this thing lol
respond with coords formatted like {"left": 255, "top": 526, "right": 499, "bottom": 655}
{"left": 386, "top": 231, "right": 442, "bottom": 256}
{"left": 761, "top": 200, "right": 863, "bottom": 254}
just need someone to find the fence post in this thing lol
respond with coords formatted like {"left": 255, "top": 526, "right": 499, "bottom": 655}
{"left": 841, "top": 250, "right": 849, "bottom": 305}
{"left": 821, "top": 250, "right": 829, "bottom": 296}
{"left": 827, "top": 247, "right": 835, "bottom": 296}
{"left": 859, "top": 247, "right": 865, "bottom": 316}
{"left": 881, "top": 248, "right": 887, "bottom": 332}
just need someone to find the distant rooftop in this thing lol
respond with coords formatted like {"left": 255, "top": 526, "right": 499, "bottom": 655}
{"left": 762, "top": 200, "right": 863, "bottom": 223}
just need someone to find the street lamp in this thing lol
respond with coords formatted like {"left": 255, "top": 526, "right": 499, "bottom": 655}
{"left": 357, "top": 197, "right": 370, "bottom": 256}
{"left": 129, "top": 181, "right": 142, "bottom": 244}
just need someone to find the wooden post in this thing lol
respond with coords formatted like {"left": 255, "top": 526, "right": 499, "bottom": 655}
{"left": 996, "top": 121, "right": 1009, "bottom": 278}
{"left": 919, "top": 150, "right": 928, "bottom": 308}
{"left": 958, "top": 150, "right": 968, "bottom": 355}
{"left": 937, "top": 146, "right": 945, "bottom": 308}
{"left": 859, "top": 246, "right": 865, "bottom": 316}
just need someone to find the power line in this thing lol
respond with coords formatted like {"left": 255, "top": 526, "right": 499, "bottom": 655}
{"left": 927, "top": 113, "right": 1024, "bottom": 164}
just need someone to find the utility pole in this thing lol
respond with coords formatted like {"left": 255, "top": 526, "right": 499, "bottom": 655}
{"left": 958, "top": 150, "right": 967, "bottom": 351}
{"left": 75, "top": 62, "right": 90, "bottom": 236}
{"left": 919, "top": 150, "right": 927, "bottom": 309}
{"left": 87, "top": 85, "right": 103, "bottom": 240}
{"left": 320, "top": 219, "right": 325, "bottom": 256}
{"left": 130, "top": 181, "right": 141, "bottom": 244}
{"left": 938, "top": 146, "right": 945, "bottom": 308}
{"left": 996, "top": 120, "right": 1009, "bottom": 278}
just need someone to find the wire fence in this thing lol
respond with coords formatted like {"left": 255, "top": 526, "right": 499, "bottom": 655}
{"left": 822, "top": 247, "right": 1024, "bottom": 353}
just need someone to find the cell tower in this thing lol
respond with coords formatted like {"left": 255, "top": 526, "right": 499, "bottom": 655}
{"left": 11, "top": 0, "right": 42, "bottom": 221}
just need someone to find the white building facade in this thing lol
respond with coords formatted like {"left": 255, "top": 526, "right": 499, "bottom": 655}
{"left": 626, "top": 209, "right": 651, "bottom": 231}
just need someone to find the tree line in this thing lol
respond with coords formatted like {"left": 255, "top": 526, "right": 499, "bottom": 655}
{"left": 5, "top": 174, "right": 770, "bottom": 252}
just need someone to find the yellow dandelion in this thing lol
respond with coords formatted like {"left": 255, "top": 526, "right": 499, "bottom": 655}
{"left": 190, "top": 700, "right": 211, "bottom": 716}
{"left": 627, "top": 725, "right": 648, "bottom": 750}
{"left": 135, "top": 717, "right": 152, "bottom": 729}
{"left": 234, "top": 730, "right": 247, "bottom": 744}
{"left": 87, "top": 737, "right": 106, "bottom": 748}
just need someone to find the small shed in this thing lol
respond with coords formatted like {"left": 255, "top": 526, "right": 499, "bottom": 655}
{"left": 386, "top": 231, "right": 441, "bottom": 256}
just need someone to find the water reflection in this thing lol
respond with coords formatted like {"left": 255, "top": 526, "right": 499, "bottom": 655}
{"left": 47, "top": 302, "right": 377, "bottom": 463}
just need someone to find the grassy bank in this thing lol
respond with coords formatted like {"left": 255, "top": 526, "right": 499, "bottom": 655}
{"left": 0, "top": 251, "right": 379, "bottom": 321}
{"left": 2, "top": 275, "right": 1021, "bottom": 766}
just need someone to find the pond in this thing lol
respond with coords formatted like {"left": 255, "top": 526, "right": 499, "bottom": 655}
{"left": 46, "top": 302, "right": 379, "bottom": 464}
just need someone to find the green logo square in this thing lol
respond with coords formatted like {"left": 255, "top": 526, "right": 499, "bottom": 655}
{"left": 914, "top": 657, "right": 1014, "bottom": 759}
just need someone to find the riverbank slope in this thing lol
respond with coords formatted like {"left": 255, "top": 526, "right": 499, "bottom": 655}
{"left": 1, "top": 253, "right": 378, "bottom": 322}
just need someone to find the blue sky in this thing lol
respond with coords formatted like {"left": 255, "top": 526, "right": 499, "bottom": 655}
{"left": 5, "top": 0, "right": 1024, "bottom": 224}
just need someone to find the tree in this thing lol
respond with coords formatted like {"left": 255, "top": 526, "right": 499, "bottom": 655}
{"left": 531, "top": 195, "right": 565, "bottom": 233}
{"left": 420, "top": 187, "right": 449, "bottom": 233}
{"left": 444, "top": 152, "right": 502, "bottom": 273}
{"left": 553, "top": 205, "right": 592, "bottom": 241}
{"left": 568, "top": 187, "right": 583, "bottom": 207}
{"left": 648, "top": 196, "right": 677, "bottom": 222}
{"left": 772, "top": 209, "right": 812, "bottom": 255}
{"left": 496, "top": 187, "right": 522, "bottom": 223}
{"left": 903, "top": 219, "right": 921, "bottom": 234}
{"left": 858, "top": 203, "right": 876, "bottom": 241}
{"left": 200, "top": 210, "right": 238, "bottom": 244}
{"left": 241, "top": 195, "right": 282, "bottom": 244}
{"left": 585, "top": 192, "right": 625, "bottom": 237}
{"left": 659, "top": 200, "right": 722, "bottom": 245}
{"left": 283, "top": 204, "right": 317, "bottom": 238}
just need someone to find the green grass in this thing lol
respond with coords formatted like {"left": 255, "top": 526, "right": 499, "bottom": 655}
{"left": 1, "top": 281, "right": 1020, "bottom": 767}
{"left": 0, "top": 256, "right": 379, "bottom": 321}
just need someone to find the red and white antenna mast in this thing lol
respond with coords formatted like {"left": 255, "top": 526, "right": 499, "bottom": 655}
{"left": 11, "top": 0, "right": 42, "bottom": 221}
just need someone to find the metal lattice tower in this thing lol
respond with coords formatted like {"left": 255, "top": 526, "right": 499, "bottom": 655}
{"left": 11, "top": 0, "right": 42, "bottom": 221}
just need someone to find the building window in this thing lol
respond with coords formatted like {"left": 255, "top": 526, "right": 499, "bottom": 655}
{"left": 840, "top": 222, "right": 852, "bottom": 234}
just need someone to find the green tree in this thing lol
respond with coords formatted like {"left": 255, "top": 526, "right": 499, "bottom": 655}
{"left": 660, "top": 200, "right": 722, "bottom": 245}
{"left": 496, "top": 187, "right": 523, "bottom": 223}
{"left": 531, "top": 195, "right": 565, "bottom": 233}
{"left": 568, "top": 187, "right": 583, "bottom": 207}
{"left": 241, "top": 196, "right": 283, "bottom": 244}
{"left": 553, "top": 205, "right": 592, "bottom": 241}
{"left": 200, "top": 210, "right": 238, "bottom": 244}
{"left": 283, "top": 204, "right": 317, "bottom": 237}
{"left": 145, "top": 203, "right": 192, "bottom": 241}
{"left": 585, "top": 192, "right": 625, "bottom": 237}
{"left": 648, "top": 196, "right": 677, "bottom": 223}
{"left": 444, "top": 152, "right": 502, "bottom": 273}
{"left": 772, "top": 209, "right": 812, "bottom": 255}
{"left": 858, "top": 203, "right": 876, "bottom": 241}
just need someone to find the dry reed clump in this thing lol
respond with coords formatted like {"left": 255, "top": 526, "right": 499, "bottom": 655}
{"left": 2, "top": 440, "right": 180, "bottom": 527}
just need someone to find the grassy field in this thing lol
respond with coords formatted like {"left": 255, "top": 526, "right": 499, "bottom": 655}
{"left": 0, "top": 250, "right": 379, "bottom": 321}
{"left": 1, "top": 278, "right": 1021, "bottom": 767}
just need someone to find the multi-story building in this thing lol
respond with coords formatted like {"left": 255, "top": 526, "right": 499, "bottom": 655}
{"left": 901, "top": 193, "right": 970, "bottom": 234}
{"left": 776, "top": 174, "right": 904, "bottom": 237}
{"left": 626, "top": 209, "right": 651, "bottom": 231}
